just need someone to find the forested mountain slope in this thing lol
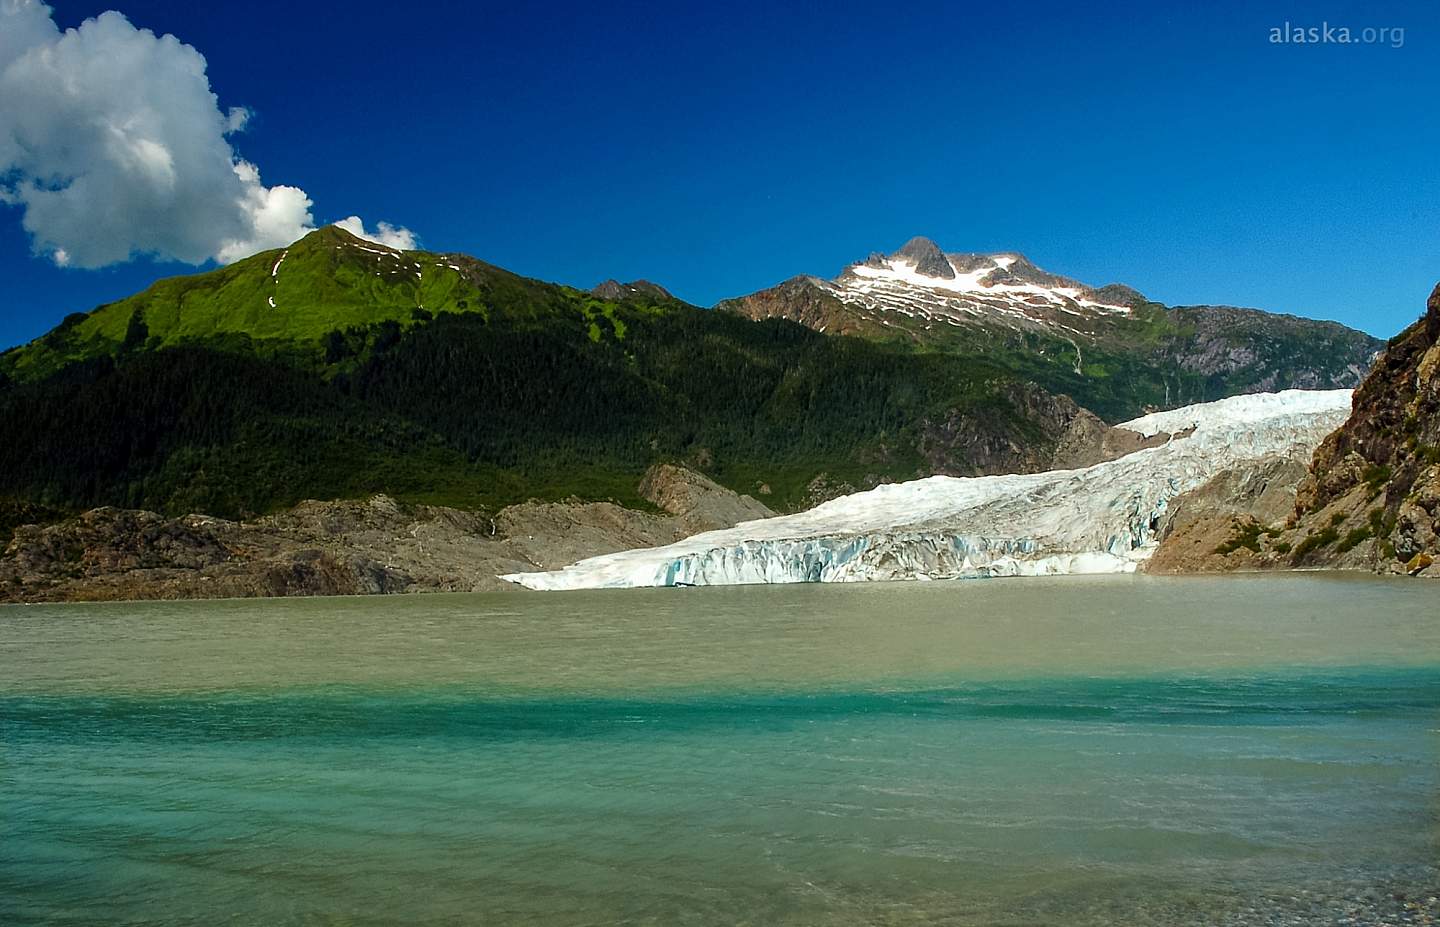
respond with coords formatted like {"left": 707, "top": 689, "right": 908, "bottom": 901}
{"left": 0, "top": 228, "right": 1384, "bottom": 526}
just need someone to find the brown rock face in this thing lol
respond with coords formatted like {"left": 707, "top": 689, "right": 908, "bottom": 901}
{"left": 1170, "top": 283, "right": 1440, "bottom": 578}
{"left": 1286, "top": 283, "right": 1440, "bottom": 576}
{"left": 1144, "top": 457, "right": 1311, "bottom": 574}
{"left": 0, "top": 466, "right": 776, "bottom": 602}
{"left": 637, "top": 463, "right": 774, "bottom": 534}
{"left": 1, "top": 506, "right": 409, "bottom": 601}
{"left": 717, "top": 276, "right": 879, "bottom": 337}
{"left": 1049, "top": 409, "right": 1169, "bottom": 470}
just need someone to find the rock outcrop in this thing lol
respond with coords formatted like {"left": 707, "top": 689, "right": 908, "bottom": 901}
{"left": 718, "top": 275, "right": 867, "bottom": 336}
{"left": 637, "top": 463, "right": 773, "bottom": 535}
{"left": 0, "top": 464, "right": 774, "bottom": 602}
{"left": 1286, "top": 283, "right": 1440, "bottom": 576}
{"left": 892, "top": 236, "right": 957, "bottom": 279}
{"left": 918, "top": 383, "right": 1167, "bottom": 477}
{"left": 589, "top": 279, "right": 677, "bottom": 302}
{"left": 1143, "top": 456, "right": 1311, "bottom": 574}
{"left": 1155, "top": 283, "right": 1440, "bottom": 578}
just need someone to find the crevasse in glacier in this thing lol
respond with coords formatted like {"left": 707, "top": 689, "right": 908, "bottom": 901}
{"left": 502, "top": 389, "right": 1353, "bottom": 590}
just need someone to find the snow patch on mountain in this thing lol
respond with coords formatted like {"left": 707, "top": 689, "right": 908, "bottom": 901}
{"left": 847, "top": 257, "right": 1126, "bottom": 312}
{"left": 502, "top": 389, "right": 1353, "bottom": 591}
{"left": 812, "top": 241, "right": 1137, "bottom": 335}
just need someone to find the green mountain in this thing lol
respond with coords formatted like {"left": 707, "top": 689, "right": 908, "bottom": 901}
{"left": 2, "top": 226, "right": 628, "bottom": 380}
{"left": 0, "top": 228, "right": 1384, "bottom": 527}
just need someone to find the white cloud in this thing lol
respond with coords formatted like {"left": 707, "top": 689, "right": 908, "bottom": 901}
{"left": 0, "top": 1, "right": 416, "bottom": 268}
{"left": 333, "top": 216, "right": 418, "bottom": 251}
{"left": 213, "top": 160, "right": 314, "bottom": 264}
{"left": 223, "top": 106, "right": 251, "bottom": 135}
{"left": 0, "top": 0, "right": 58, "bottom": 69}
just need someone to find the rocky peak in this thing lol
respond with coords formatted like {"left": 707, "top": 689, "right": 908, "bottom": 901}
{"left": 1091, "top": 283, "right": 1149, "bottom": 308}
{"left": 982, "top": 253, "right": 1076, "bottom": 289}
{"left": 890, "top": 236, "right": 955, "bottom": 279}
{"left": 591, "top": 279, "right": 675, "bottom": 301}
{"left": 946, "top": 252, "right": 1007, "bottom": 275}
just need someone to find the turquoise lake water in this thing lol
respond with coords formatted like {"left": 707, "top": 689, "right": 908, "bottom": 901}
{"left": 2, "top": 574, "right": 1438, "bottom": 925}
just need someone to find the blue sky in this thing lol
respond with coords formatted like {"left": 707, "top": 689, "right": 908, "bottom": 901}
{"left": 2, "top": 0, "right": 1437, "bottom": 349}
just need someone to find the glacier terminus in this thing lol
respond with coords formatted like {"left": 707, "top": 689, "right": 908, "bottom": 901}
{"left": 503, "top": 390, "right": 1354, "bottom": 590}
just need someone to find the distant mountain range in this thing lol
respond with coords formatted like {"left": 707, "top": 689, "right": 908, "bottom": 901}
{"left": 0, "top": 228, "right": 1384, "bottom": 533}
{"left": 719, "top": 236, "right": 1379, "bottom": 405}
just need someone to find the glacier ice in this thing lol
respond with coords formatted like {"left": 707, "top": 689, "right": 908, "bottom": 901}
{"left": 502, "top": 389, "right": 1354, "bottom": 591}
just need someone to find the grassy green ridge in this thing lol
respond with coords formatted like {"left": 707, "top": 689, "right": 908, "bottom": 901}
{"left": 0, "top": 226, "right": 629, "bottom": 381}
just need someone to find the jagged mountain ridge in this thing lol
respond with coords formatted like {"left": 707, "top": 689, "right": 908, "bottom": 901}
{"left": 718, "top": 236, "right": 1142, "bottom": 339}
{"left": 829, "top": 236, "right": 1143, "bottom": 335}
{"left": 718, "top": 237, "right": 1382, "bottom": 402}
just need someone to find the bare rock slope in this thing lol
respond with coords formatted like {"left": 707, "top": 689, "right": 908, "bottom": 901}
{"left": 1143, "top": 457, "right": 1312, "bottom": 574}
{"left": 1, "top": 465, "right": 773, "bottom": 602}
{"left": 1150, "top": 282, "right": 1440, "bottom": 578}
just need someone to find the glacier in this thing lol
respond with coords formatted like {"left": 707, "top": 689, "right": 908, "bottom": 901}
{"left": 502, "top": 389, "right": 1354, "bottom": 591}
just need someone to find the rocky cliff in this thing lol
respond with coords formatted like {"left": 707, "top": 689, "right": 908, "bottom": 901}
{"left": 1143, "top": 456, "right": 1313, "bottom": 574}
{"left": 1287, "top": 282, "right": 1440, "bottom": 575}
{"left": 1149, "top": 283, "right": 1440, "bottom": 577}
